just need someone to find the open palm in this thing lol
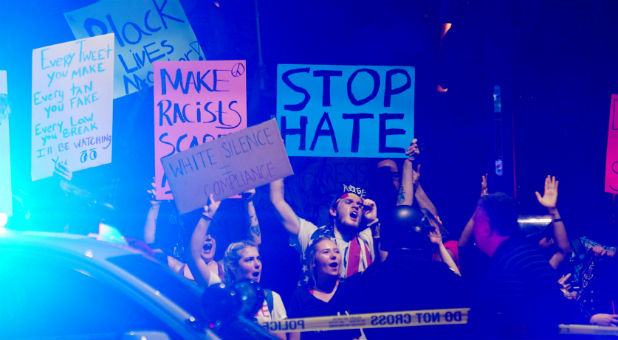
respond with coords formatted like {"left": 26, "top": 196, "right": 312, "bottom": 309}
{"left": 535, "top": 175, "right": 558, "bottom": 209}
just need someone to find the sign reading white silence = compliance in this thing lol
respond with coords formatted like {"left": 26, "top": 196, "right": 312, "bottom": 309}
{"left": 162, "top": 118, "right": 293, "bottom": 214}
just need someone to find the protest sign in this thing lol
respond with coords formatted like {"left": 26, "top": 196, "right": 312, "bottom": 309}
{"left": 65, "top": 0, "right": 204, "bottom": 99}
{"left": 0, "top": 70, "right": 12, "bottom": 216}
{"left": 162, "top": 119, "right": 293, "bottom": 214}
{"left": 31, "top": 34, "right": 114, "bottom": 181}
{"left": 277, "top": 64, "right": 414, "bottom": 158}
{"left": 605, "top": 94, "right": 618, "bottom": 194}
{"left": 154, "top": 60, "right": 247, "bottom": 200}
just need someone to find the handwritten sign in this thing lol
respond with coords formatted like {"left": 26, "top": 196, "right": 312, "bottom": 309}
{"left": 0, "top": 70, "right": 12, "bottom": 216}
{"left": 277, "top": 64, "right": 414, "bottom": 158}
{"left": 154, "top": 60, "right": 247, "bottom": 200}
{"left": 162, "top": 119, "right": 293, "bottom": 214}
{"left": 605, "top": 94, "right": 618, "bottom": 194}
{"left": 65, "top": 0, "right": 204, "bottom": 99}
{"left": 31, "top": 34, "right": 114, "bottom": 181}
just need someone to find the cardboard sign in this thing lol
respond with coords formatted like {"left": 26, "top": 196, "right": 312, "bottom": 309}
{"left": 31, "top": 34, "right": 114, "bottom": 181}
{"left": 154, "top": 60, "right": 247, "bottom": 200}
{"left": 277, "top": 64, "right": 414, "bottom": 158}
{"left": 0, "top": 70, "right": 12, "bottom": 216}
{"left": 605, "top": 94, "right": 618, "bottom": 194}
{"left": 65, "top": 0, "right": 204, "bottom": 99}
{"left": 162, "top": 119, "right": 293, "bottom": 214}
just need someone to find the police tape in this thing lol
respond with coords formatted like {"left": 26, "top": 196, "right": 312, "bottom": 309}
{"left": 260, "top": 308, "right": 470, "bottom": 333}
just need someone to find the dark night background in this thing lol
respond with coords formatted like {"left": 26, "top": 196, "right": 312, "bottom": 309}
{"left": 0, "top": 0, "right": 616, "bottom": 298}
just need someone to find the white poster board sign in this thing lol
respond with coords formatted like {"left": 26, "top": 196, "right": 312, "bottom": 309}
{"left": 31, "top": 34, "right": 114, "bottom": 181}
{"left": 0, "top": 70, "right": 12, "bottom": 216}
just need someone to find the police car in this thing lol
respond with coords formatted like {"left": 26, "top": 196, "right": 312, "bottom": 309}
{"left": 0, "top": 229, "right": 220, "bottom": 340}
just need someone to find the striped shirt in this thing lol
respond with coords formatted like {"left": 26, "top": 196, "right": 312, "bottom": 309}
{"left": 472, "top": 236, "right": 566, "bottom": 338}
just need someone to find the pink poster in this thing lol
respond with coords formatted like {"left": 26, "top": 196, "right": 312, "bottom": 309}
{"left": 154, "top": 60, "right": 247, "bottom": 200}
{"left": 605, "top": 94, "right": 618, "bottom": 194}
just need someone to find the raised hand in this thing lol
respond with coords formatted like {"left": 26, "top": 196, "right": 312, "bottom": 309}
{"left": 202, "top": 194, "right": 221, "bottom": 220}
{"left": 147, "top": 178, "right": 160, "bottom": 206}
{"left": 481, "top": 173, "right": 488, "bottom": 197}
{"left": 411, "top": 163, "right": 421, "bottom": 186}
{"left": 362, "top": 198, "right": 378, "bottom": 224}
{"left": 429, "top": 221, "right": 443, "bottom": 245}
{"left": 590, "top": 313, "right": 618, "bottom": 326}
{"left": 535, "top": 175, "right": 558, "bottom": 209}
{"left": 405, "top": 138, "right": 420, "bottom": 160}
{"left": 557, "top": 273, "right": 572, "bottom": 291}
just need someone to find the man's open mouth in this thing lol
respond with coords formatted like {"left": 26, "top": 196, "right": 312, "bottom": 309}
{"left": 203, "top": 244, "right": 213, "bottom": 251}
{"left": 350, "top": 211, "right": 359, "bottom": 219}
{"left": 251, "top": 271, "right": 260, "bottom": 278}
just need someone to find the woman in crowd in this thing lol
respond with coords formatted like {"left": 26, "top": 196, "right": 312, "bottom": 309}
{"left": 287, "top": 237, "right": 363, "bottom": 340}
{"left": 143, "top": 178, "right": 261, "bottom": 286}
{"left": 223, "top": 240, "right": 287, "bottom": 340}
{"left": 189, "top": 188, "right": 261, "bottom": 285}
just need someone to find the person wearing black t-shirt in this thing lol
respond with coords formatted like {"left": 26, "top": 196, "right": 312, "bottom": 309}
{"left": 471, "top": 193, "right": 569, "bottom": 339}
{"left": 287, "top": 237, "right": 362, "bottom": 340}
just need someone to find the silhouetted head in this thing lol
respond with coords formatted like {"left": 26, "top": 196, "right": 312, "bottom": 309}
{"left": 383, "top": 205, "right": 434, "bottom": 256}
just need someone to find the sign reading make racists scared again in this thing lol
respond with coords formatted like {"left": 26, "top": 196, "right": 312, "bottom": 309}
{"left": 277, "top": 64, "right": 415, "bottom": 158}
{"left": 162, "top": 119, "right": 293, "bottom": 214}
{"left": 31, "top": 34, "right": 114, "bottom": 181}
{"left": 154, "top": 60, "right": 248, "bottom": 200}
{"left": 65, "top": 0, "right": 204, "bottom": 99}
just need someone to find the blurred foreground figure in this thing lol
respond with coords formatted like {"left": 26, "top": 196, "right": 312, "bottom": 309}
{"left": 347, "top": 205, "right": 467, "bottom": 339}
{"left": 471, "top": 193, "right": 569, "bottom": 339}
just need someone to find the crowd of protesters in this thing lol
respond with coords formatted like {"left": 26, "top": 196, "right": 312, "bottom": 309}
{"left": 125, "top": 137, "right": 617, "bottom": 339}
{"left": 6, "top": 137, "right": 615, "bottom": 339}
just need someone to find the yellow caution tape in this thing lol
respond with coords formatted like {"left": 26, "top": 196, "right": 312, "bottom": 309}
{"left": 260, "top": 308, "right": 470, "bottom": 333}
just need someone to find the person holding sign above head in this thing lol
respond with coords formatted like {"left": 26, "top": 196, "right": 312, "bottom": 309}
{"left": 270, "top": 177, "right": 383, "bottom": 281}
{"left": 143, "top": 177, "right": 262, "bottom": 286}
{"left": 142, "top": 192, "right": 224, "bottom": 286}
{"left": 188, "top": 189, "right": 262, "bottom": 287}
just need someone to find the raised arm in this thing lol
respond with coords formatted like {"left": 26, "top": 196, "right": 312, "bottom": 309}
{"left": 188, "top": 194, "right": 221, "bottom": 286}
{"left": 269, "top": 178, "right": 300, "bottom": 235}
{"left": 414, "top": 184, "right": 440, "bottom": 219}
{"left": 143, "top": 180, "right": 161, "bottom": 244}
{"left": 430, "top": 221, "right": 461, "bottom": 275}
{"left": 363, "top": 198, "right": 388, "bottom": 262}
{"left": 459, "top": 174, "right": 488, "bottom": 247}
{"left": 535, "top": 175, "right": 571, "bottom": 269}
{"left": 242, "top": 188, "right": 262, "bottom": 245}
{"left": 398, "top": 139, "right": 420, "bottom": 206}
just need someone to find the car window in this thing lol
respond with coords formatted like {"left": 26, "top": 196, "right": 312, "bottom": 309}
{"left": 0, "top": 252, "right": 181, "bottom": 340}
